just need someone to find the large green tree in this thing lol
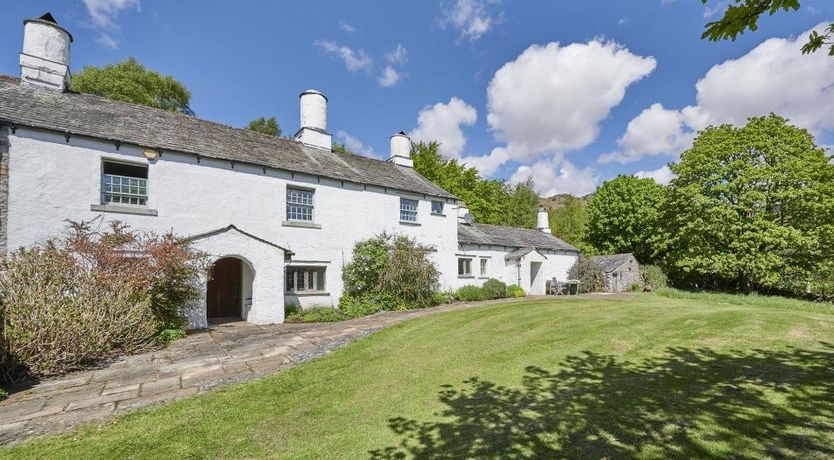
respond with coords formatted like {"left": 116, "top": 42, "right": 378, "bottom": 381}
{"left": 547, "top": 196, "right": 590, "bottom": 251}
{"left": 701, "top": 0, "right": 833, "bottom": 55}
{"left": 72, "top": 58, "right": 193, "bottom": 114}
{"left": 663, "top": 114, "right": 834, "bottom": 293}
{"left": 246, "top": 117, "right": 281, "bottom": 136}
{"left": 412, "top": 141, "right": 538, "bottom": 228}
{"left": 586, "top": 175, "right": 666, "bottom": 263}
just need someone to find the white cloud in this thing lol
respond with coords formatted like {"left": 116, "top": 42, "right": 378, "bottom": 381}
{"left": 83, "top": 0, "right": 139, "bottom": 48}
{"left": 386, "top": 44, "right": 408, "bottom": 65}
{"left": 378, "top": 66, "right": 404, "bottom": 88}
{"left": 635, "top": 165, "right": 675, "bottom": 185}
{"left": 339, "top": 21, "right": 355, "bottom": 33}
{"left": 335, "top": 130, "right": 376, "bottom": 158}
{"left": 612, "top": 24, "right": 834, "bottom": 166}
{"left": 460, "top": 147, "right": 509, "bottom": 176}
{"left": 314, "top": 40, "right": 373, "bottom": 73}
{"left": 599, "top": 103, "right": 694, "bottom": 164}
{"left": 509, "top": 155, "right": 598, "bottom": 196}
{"left": 440, "top": 0, "right": 502, "bottom": 42}
{"left": 409, "top": 97, "right": 478, "bottom": 157}
{"left": 486, "top": 40, "right": 656, "bottom": 163}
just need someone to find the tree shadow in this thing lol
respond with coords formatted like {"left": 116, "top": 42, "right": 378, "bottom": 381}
{"left": 370, "top": 344, "right": 834, "bottom": 459}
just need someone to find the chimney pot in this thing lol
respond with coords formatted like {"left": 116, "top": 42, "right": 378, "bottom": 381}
{"left": 294, "top": 89, "right": 332, "bottom": 150}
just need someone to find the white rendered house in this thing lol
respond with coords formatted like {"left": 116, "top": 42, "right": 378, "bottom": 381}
{"left": 0, "top": 13, "right": 578, "bottom": 328}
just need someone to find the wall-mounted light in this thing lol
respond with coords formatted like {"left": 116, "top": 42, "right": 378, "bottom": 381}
{"left": 143, "top": 148, "right": 160, "bottom": 160}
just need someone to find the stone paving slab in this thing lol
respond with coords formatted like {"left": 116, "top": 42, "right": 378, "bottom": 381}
{"left": 0, "top": 297, "right": 529, "bottom": 446}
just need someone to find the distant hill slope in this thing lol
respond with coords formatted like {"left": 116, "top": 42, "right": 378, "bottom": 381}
{"left": 539, "top": 193, "right": 593, "bottom": 211}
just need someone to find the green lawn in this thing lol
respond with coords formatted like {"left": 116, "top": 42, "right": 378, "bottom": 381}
{"left": 5, "top": 291, "right": 834, "bottom": 459}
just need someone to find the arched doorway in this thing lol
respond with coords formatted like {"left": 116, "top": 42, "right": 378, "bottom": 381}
{"left": 206, "top": 257, "right": 244, "bottom": 320}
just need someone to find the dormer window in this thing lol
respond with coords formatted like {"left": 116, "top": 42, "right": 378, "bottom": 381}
{"left": 102, "top": 161, "right": 148, "bottom": 206}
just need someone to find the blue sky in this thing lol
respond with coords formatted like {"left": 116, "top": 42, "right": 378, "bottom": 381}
{"left": 2, "top": 1, "right": 833, "bottom": 195}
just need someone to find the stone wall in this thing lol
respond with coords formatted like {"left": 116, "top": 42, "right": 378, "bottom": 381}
{"left": 0, "top": 126, "right": 8, "bottom": 258}
{"left": 607, "top": 257, "right": 642, "bottom": 292}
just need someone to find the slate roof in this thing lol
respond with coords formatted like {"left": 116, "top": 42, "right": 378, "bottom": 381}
{"left": 590, "top": 253, "right": 636, "bottom": 273}
{"left": 458, "top": 223, "right": 579, "bottom": 253}
{"left": 0, "top": 75, "right": 455, "bottom": 199}
{"left": 504, "top": 247, "right": 534, "bottom": 259}
{"left": 187, "top": 224, "right": 293, "bottom": 255}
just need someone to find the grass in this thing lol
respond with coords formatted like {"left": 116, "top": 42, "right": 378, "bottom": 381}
{"left": 5, "top": 292, "right": 834, "bottom": 459}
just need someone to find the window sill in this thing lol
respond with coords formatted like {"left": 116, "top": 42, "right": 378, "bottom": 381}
{"left": 430, "top": 213, "right": 446, "bottom": 217}
{"left": 478, "top": 276, "right": 490, "bottom": 280}
{"left": 285, "top": 292, "right": 330, "bottom": 297}
{"left": 458, "top": 275, "right": 475, "bottom": 279}
{"left": 399, "top": 221, "right": 421, "bottom": 226}
{"left": 90, "top": 204, "right": 158, "bottom": 216}
{"left": 282, "top": 221, "right": 322, "bottom": 229}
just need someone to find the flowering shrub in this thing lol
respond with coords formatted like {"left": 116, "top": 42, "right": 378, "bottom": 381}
{"left": 0, "top": 220, "right": 206, "bottom": 379}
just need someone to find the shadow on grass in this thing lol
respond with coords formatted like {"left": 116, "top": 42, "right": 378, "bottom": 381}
{"left": 370, "top": 344, "right": 834, "bottom": 459}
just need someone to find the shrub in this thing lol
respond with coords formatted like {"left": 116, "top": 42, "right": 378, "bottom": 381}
{"left": 0, "top": 220, "right": 206, "bottom": 378}
{"left": 507, "top": 284, "right": 526, "bottom": 298}
{"left": 641, "top": 264, "right": 668, "bottom": 290}
{"left": 0, "top": 387, "right": 6, "bottom": 402}
{"left": 568, "top": 257, "right": 606, "bottom": 293}
{"left": 482, "top": 278, "right": 508, "bottom": 299}
{"left": 290, "top": 307, "right": 348, "bottom": 323}
{"left": 339, "top": 292, "right": 407, "bottom": 318}
{"left": 454, "top": 285, "right": 490, "bottom": 302}
{"left": 156, "top": 328, "right": 186, "bottom": 345}
{"left": 433, "top": 291, "right": 455, "bottom": 305}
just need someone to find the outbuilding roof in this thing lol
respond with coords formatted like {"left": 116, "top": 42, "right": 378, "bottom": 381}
{"left": 590, "top": 253, "right": 636, "bottom": 273}
{"left": 0, "top": 75, "right": 455, "bottom": 199}
{"left": 458, "top": 223, "right": 579, "bottom": 253}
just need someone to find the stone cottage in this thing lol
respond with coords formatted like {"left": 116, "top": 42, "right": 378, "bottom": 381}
{"left": 590, "top": 253, "right": 642, "bottom": 293}
{"left": 0, "top": 13, "right": 579, "bottom": 328}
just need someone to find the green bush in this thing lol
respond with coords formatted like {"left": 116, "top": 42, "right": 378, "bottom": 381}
{"left": 507, "top": 284, "right": 526, "bottom": 298}
{"left": 0, "top": 387, "right": 6, "bottom": 402}
{"left": 433, "top": 291, "right": 455, "bottom": 305}
{"left": 640, "top": 264, "right": 668, "bottom": 290}
{"left": 291, "top": 307, "right": 348, "bottom": 323}
{"left": 156, "top": 328, "right": 186, "bottom": 345}
{"left": 482, "top": 278, "right": 508, "bottom": 299}
{"left": 0, "top": 220, "right": 207, "bottom": 379}
{"left": 568, "top": 257, "right": 606, "bottom": 293}
{"left": 454, "top": 285, "right": 490, "bottom": 302}
{"left": 339, "top": 292, "right": 408, "bottom": 318}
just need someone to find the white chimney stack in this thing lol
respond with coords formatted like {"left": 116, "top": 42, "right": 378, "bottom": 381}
{"left": 458, "top": 202, "right": 473, "bottom": 225}
{"left": 294, "top": 89, "right": 332, "bottom": 150}
{"left": 388, "top": 132, "right": 413, "bottom": 167}
{"left": 537, "top": 207, "right": 551, "bottom": 234}
{"left": 20, "top": 13, "right": 72, "bottom": 92}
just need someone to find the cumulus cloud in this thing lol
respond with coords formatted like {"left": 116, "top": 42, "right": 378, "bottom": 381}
{"left": 83, "top": 0, "right": 140, "bottom": 49}
{"left": 460, "top": 147, "right": 509, "bottom": 176}
{"left": 440, "top": 0, "right": 502, "bottom": 42}
{"left": 486, "top": 40, "right": 656, "bottom": 163}
{"left": 599, "top": 103, "right": 694, "bottom": 164}
{"left": 314, "top": 40, "right": 373, "bottom": 73}
{"left": 386, "top": 44, "right": 408, "bottom": 65}
{"left": 378, "top": 66, "right": 404, "bottom": 88}
{"left": 409, "top": 97, "right": 478, "bottom": 157}
{"left": 339, "top": 21, "right": 355, "bottom": 33}
{"left": 634, "top": 165, "right": 675, "bottom": 185}
{"left": 611, "top": 24, "right": 834, "bottom": 166}
{"left": 335, "top": 130, "right": 377, "bottom": 158}
{"left": 509, "top": 155, "right": 599, "bottom": 196}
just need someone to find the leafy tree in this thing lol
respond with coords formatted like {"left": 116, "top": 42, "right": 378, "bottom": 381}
{"left": 72, "top": 58, "right": 194, "bottom": 114}
{"left": 663, "top": 114, "right": 834, "bottom": 293}
{"left": 701, "top": 0, "right": 833, "bottom": 56}
{"left": 412, "top": 141, "right": 539, "bottom": 228}
{"left": 586, "top": 175, "right": 666, "bottom": 263}
{"left": 548, "top": 196, "right": 588, "bottom": 248}
{"left": 246, "top": 117, "right": 281, "bottom": 136}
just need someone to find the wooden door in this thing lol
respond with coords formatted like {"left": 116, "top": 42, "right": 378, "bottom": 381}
{"left": 207, "top": 258, "right": 242, "bottom": 319}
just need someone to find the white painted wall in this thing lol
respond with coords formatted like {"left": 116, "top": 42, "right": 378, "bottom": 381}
{"left": 6, "top": 128, "right": 460, "bottom": 323}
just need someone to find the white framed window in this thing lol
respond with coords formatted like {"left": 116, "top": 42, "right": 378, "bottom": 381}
{"left": 480, "top": 258, "right": 488, "bottom": 277}
{"left": 431, "top": 200, "right": 444, "bottom": 215}
{"left": 102, "top": 161, "right": 148, "bottom": 206}
{"left": 400, "top": 197, "right": 418, "bottom": 223}
{"left": 458, "top": 258, "right": 472, "bottom": 277}
{"left": 286, "top": 266, "right": 326, "bottom": 293}
{"left": 287, "top": 187, "right": 314, "bottom": 222}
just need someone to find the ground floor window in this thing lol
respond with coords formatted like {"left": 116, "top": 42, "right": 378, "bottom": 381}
{"left": 458, "top": 258, "right": 472, "bottom": 276}
{"left": 286, "top": 266, "right": 326, "bottom": 293}
{"left": 480, "top": 258, "right": 488, "bottom": 277}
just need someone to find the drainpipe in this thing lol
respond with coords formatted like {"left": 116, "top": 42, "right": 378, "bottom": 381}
{"left": 516, "top": 261, "right": 521, "bottom": 286}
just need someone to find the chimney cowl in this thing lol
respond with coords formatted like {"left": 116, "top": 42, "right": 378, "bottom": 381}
{"left": 388, "top": 132, "right": 413, "bottom": 167}
{"left": 20, "top": 12, "right": 72, "bottom": 92}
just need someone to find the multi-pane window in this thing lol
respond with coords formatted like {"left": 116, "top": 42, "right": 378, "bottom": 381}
{"left": 102, "top": 161, "right": 148, "bottom": 206}
{"left": 286, "top": 266, "right": 326, "bottom": 293}
{"left": 400, "top": 197, "right": 418, "bottom": 222}
{"left": 480, "top": 258, "right": 488, "bottom": 276}
{"left": 458, "top": 258, "right": 472, "bottom": 276}
{"left": 287, "top": 187, "right": 314, "bottom": 222}
{"left": 431, "top": 200, "right": 444, "bottom": 215}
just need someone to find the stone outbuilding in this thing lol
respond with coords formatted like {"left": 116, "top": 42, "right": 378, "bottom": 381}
{"left": 590, "top": 253, "right": 642, "bottom": 293}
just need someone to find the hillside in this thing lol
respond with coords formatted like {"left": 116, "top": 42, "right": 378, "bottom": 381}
{"left": 538, "top": 193, "right": 593, "bottom": 211}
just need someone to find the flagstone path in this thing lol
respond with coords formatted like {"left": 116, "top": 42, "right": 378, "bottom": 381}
{"left": 0, "top": 297, "right": 529, "bottom": 446}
